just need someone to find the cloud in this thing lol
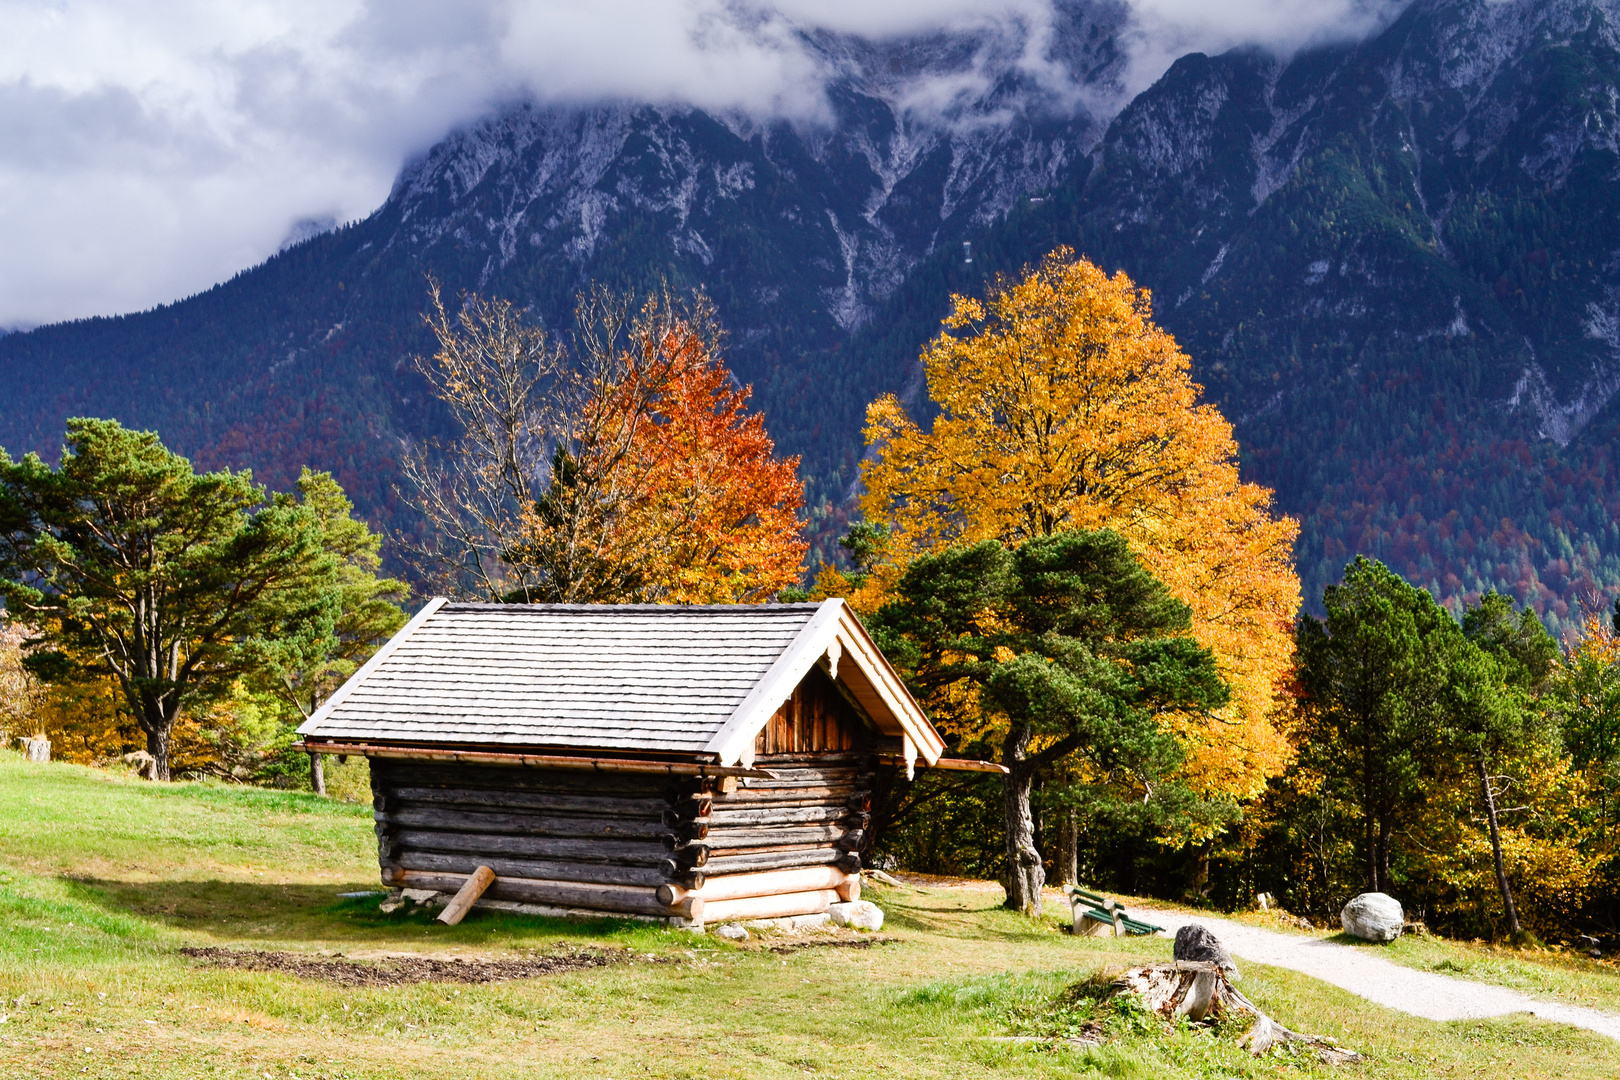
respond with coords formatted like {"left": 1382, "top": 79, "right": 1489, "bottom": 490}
{"left": 0, "top": 0, "right": 1412, "bottom": 328}
{"left": 1119, "top": 0, "right": 1409, "bottom": 94}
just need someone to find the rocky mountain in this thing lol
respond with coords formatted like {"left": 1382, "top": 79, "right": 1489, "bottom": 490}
{"left": 3, "top": 0, "right": 1619, "bottom": 628}
{"left": 840, "top": 0, "right": 1620, "bottom": 628}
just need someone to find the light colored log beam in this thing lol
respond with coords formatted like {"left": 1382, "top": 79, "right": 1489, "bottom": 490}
{"left": 878, "top": 754, "right": 1009, "bottom": 774}
{"left": 657, "top": 865, "right": 856, "bottom": 906}
{"left": 699, "top": 888, "right": 840, "bottom": 924}
{"left": 436, "top": 865, "right": 495, "bottom": 926}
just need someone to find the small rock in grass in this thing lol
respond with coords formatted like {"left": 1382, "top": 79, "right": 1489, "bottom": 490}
{"left": 378, "top": 899, "right": 405, "bottom": 914}
{"left": 1173, "top": 924, "right": 1239, "bottom": 981}
{"left": 716, "top": 923, "right": 749, "bottom": 942}
{"left": 828, "top": 900, "right": 884, "bottom": 931}
{"left": 400, "top": 889, "right": 440, "bottom": 906}
{"left": 1340, "top": 892, "right": 1404, "bottom": 942}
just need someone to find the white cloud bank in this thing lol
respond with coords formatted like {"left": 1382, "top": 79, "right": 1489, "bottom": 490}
{"left": 0, "top": 0, "right": 1410, "bottom": 327}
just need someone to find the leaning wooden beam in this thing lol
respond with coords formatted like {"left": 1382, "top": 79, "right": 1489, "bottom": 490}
{"left": 291, "top": 741, "right": 778, "bottom": 779}
{"left": 437, "top": 865, "right": 496, "bottom": 926}
{"left": 400, "top": 870, "right": 669, "bottom": 917}
{"left": 396, "top": 851, "right": 667, "bottom": 888}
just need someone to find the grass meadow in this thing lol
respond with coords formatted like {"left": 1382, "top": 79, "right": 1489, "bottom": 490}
{"left": 4, "top": 751, "right": 1620, "bottom": 1079}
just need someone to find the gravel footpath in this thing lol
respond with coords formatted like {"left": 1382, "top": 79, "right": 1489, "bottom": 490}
{"left": 1138, "top": 909, "right": 1620, "bottom": 1042}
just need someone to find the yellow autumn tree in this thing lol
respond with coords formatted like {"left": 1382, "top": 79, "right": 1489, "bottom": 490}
{"left": 851, "top": 249, "right": 1301, "bottom": 800}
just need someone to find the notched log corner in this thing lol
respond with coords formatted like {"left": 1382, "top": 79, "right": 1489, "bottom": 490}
{"left": 1111, "top": 961, "right": 1363, "bottom": 1066}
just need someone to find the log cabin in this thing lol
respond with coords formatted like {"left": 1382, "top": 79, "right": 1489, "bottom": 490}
{"left": 295, "top": 598, "right": 986, "bottom": 926}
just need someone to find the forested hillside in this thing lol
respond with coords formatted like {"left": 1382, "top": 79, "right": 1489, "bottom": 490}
{"left": 2, "top": 0, "right": 1619, "bottom": 629}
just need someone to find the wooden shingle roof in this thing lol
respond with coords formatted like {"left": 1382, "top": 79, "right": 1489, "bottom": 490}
{"left": 297, "top": 599, "right": 945, "bottom": 765}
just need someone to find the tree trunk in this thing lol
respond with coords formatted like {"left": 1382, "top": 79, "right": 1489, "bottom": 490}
{"left": 1476, "top": 754, "right": 1522, "bottom": 936}
{"left": 145, "top": 724, "right": 172, "bottom": 783}
{"left": 1001, "top": 726, "right": 1044, "bottom": 916}
{"left": 1056, "top": 813, "right": 1079, "bottom": 887}
{"left": 1375, "top": 817, "right": 1392, "bottom": 894}
{"left": 310, "top": 752, "right": 327, "bottom": 796}
{"left": 1362, "top": 764, "right": 1378, "bottom": 893}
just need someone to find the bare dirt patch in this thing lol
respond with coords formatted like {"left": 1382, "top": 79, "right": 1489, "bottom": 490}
{"left": 762, "top": 936, "right": 895, "bottom": 955}
{"left": 179, "top": 945, "right": 626, "bottom": 986}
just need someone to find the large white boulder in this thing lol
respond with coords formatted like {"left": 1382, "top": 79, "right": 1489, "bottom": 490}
{"left": 828, "top": 900, "right": 884, "bottom": 931}
{"left": 1340, "top": 892, "right": 1404, "bottom": 942}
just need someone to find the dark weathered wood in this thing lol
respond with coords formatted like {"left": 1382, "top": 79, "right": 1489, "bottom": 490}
{"left": 377, "top": 761, "right": 694, "bottom": 797}
{"left": 395, "top": 828, "right": 667, "bottom": 863}
{"left": 668, "top": 819, "right": 710, "bottom": 841}
{"left": 672, "top": 845, "right": 708, "bottom": 868}
{"left": 436, "top": 865, "right": 496, "bottom": 926}
{"left": 710, "top": 785, "right": 859, "bottom": 804}
{"left": 705, "top": 841, "right": 832, "bottom": 859}
{"left": 381, "top": 806, "right": 670, "bottom": 840}
{"left": 706, "top": 804, "right": 854, "bottom": 827}
{"left": 700, "top": 848, "right": 845, "bottom": 876}
{"left": 394, "top": 786, "right": 673, "bottom": 817}
{"left": 399, "top": 851, "right": 667, "bottom": 887}
{"left": 746, "top": 763, "right": 862, "bottom": 781}
{"left": 402, "top": 871, "right": 670, "bottom": 917}
{"left": 697, "top": 824, "right": 852, "bottom": 848}
{"left": 734, "top": 771, "right": 866, "bottom": 792}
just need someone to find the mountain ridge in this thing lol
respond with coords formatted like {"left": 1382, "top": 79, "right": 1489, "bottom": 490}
{"left": 3, "top": 0, "right": 1619, "bottom": 630}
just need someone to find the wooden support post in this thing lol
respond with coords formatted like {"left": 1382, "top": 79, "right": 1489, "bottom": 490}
{"left": 437, "top": 865, "right": 496, "bottom": 926}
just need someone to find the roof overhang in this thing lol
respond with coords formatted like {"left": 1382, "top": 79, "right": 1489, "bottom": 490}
{"left": 703, "top": 598, "right": 946, "bottom": 772}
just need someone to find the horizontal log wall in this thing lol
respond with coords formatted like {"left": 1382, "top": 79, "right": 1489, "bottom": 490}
{"left": 371, "top": 759, "right": 693, "bottom": 903}
{"left": 368, "top": 737, "right": 879, "bottom": 921}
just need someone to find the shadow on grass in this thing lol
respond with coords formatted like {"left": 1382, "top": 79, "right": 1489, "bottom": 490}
{"left": 56, "top": 875, "right": 695, "bottom": 952}
{"left": 1324, "top": 930, "right": 1401, "bottom": 948}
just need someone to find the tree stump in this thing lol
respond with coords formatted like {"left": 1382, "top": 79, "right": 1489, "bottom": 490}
{"left": 1111, "top": 961, "right": 1363, "bottom": 1066}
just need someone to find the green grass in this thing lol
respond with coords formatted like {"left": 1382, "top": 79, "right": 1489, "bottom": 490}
{"left": 3, "top": 750, "right": 1619, "bottom": 1079}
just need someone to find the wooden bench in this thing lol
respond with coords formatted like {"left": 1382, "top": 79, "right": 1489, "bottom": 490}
{"left": 1063, "top": 884, "right": 1164, "bottom": 936}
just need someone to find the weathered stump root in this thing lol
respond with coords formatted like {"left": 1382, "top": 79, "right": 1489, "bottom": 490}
{"left": 1112, "top": 962, "right": 1363, "bottom": 1066}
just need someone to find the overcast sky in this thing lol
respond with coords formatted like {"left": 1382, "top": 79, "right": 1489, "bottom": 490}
{"left": 0, "top": 0, "right": 1407, "bottom": 329}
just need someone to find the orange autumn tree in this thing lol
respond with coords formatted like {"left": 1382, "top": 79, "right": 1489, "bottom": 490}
{"left": 848, "top": 248, "right": 1301, "bottom": 805}
{"left": 406, "top": 284, "right": 805, "bottom": 604}
{"left": 585, "top": 316, "right": 807, "bottom": 603}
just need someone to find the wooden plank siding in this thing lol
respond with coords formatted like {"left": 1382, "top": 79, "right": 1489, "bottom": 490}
{"left": 754, "top": 666, "right": 870, "bottom": 757}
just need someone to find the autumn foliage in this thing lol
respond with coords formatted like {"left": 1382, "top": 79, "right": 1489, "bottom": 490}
{"left": 852, "top": 250, "right": 1301, "bottom": 800}
{"left": 571, "top": 317, "right": 807, "bottom": 603}
{"left": 406, "top": 285, "right": 806, "bottom": 605}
